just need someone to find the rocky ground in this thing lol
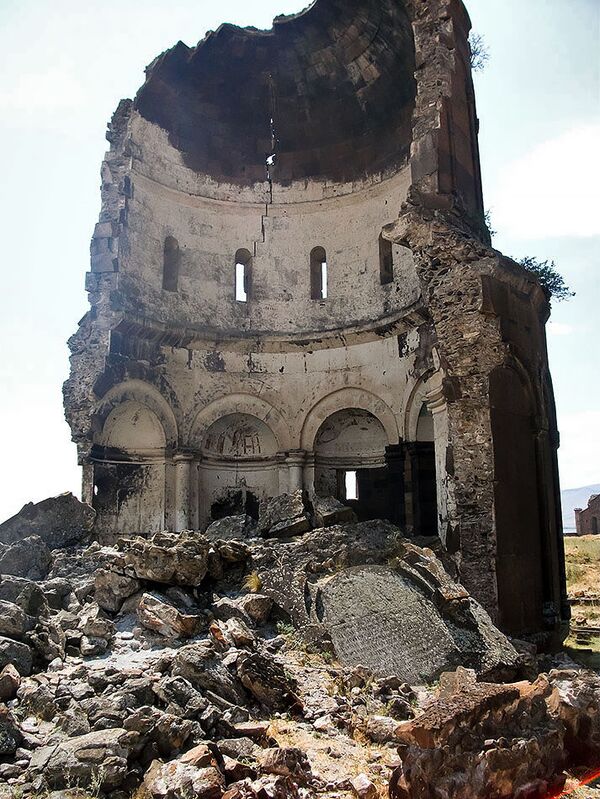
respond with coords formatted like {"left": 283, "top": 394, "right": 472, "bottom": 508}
{"left": 0, "top": 492, "right": 598, "bottom": 799}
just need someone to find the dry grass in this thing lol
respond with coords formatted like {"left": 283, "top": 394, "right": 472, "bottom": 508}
{"left": 564, "top": 535, "right": 600, "bottom": 595}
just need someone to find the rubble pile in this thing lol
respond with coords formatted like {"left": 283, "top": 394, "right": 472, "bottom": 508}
{"left": 0, "top": 492, "right": 597, "bottom": 798}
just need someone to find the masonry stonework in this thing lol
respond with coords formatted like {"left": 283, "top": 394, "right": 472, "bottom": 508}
{"left": 575, "top": 495, "right": 600, "bottom": 536}
{"left": 64, "top": 0, "right": 568, "bottom": 639}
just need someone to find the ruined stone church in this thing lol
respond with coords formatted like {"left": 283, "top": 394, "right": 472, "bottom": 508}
{"left": 64, "top": 0, "right": 568, "bottom": 639}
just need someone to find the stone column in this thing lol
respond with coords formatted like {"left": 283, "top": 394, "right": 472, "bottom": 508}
{"left": 304, "top": 451, "right": 316, "bottom": 496}
{"left": 286, "top": 450, "right": 307, "bottom": 493}
{"left": 276, "top": 453, "right": 289, "bottom": 495}
{"left": 173, "top": 454, "right": 193, "bottom": 532}
{"left": 189, "top": 459, "right": 201, "bottom": 531}
{"left": 426, "top": 380, "right": 450, "bottom": 545}
{"left": 81, "top": 462, "right": 95, "bottom": 506}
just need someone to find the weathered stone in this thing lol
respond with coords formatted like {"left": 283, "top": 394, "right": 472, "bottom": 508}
{"left": 124, "top": 531, "right": 209, "bottom": 587}
{"left": 258, "top": 491, "right": 312, "bottom": 538}
{"left": 205, "top": 515, "right": 254, "bottom": 541}
{"left": 0, "top": 535, "right": 52, "bottom": 580}
{"left": 94, "top": 568, "right": 140, "bottom": 612}
{"left": 389, "top": 678, "right": 566, "bottom": 799}
{"left": 79, "top": 602, "right": 114, "bottom": 640}
{"left": 0, "top": 706, "right": 21, "bottom": 756}
{"left": 143, "top": 759, "right": 225, "bottom": 799}
{"left": 312, "top": 496, "right": 357, "bottom": 528}
{"left": 0, "top": 599, "right": 35, "bottom": 638}
{"left": 0, "top": 574, "right": 48, "bottom": 615}
{"left": 237, "top": 652, "right": 300, "bottom": 711}
{"left": 0, "top": 636, "right": 32, "bottom": 675}
{"left": 172, "top": 642, "right": 247, "bottom": 705}
{"left": 239, "top": 594, "right": 273, "bottom": 625}
{"left": 224, "top": 618, "right": 255, "bottom": 648}
{"left": 549, "top": 668, "right": 600, "bottom": 767}
{"left": 257, "top": 747, "right": 312, "bottom": 785}
{"left": 217, "top": 539, "right": 251, "bottom": 563}
{"left": 0, "top": 493, "right": 95, "bottom": 550}
{"left": 351, "top": 774, "right": 378, "bottom": 799}
{"left": 0, "top": 663, "right": 21, "bottom": 700}
{"left": 27, "top": 728, "right": 137, "bottom": 790}
{"left": 137, "top": 592, "right": 205, "bottom": 639}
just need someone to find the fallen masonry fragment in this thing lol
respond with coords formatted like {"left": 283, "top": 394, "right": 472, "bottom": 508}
{"left": 0, "top": 494, "right": 597, "bottom": 798}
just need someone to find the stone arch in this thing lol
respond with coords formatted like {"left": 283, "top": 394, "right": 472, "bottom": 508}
{"left": 92, "top": 380, "right": 178, "bottom": 449}
{"left": 300, "top": 387, "right": 398, "bottom": 452}
{"left": 188, "top": 393, "right": 291, "bottom": 452}
{"left": 403, "top": 371, "right": 443, "bottom": 442}
{"left": 99, "top": 401, "right": 166, "bottom": 455}
{"left": 490, "top": 363, "right": 544, "bottom": 633}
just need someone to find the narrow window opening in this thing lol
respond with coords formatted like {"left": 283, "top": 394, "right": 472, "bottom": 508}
{"left": 345, "top": 470, "right": 358, "bottom": 501}
{"left": 235, "top": 248, "right": 252, "bottom": 303}
{"left": 310, "top": 246, "right": 328, "bottom": 300}
{"left": 379, "top": 234, "right": 394, "bottom": 285}
{"left": 162, "top": 235, "right": 180, "bottom": 292}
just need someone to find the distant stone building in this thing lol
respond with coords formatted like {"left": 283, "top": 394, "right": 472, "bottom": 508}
{"left": 64, "top": 0, "right": 568, "bottom": 638}
{"left": 575, "top": 495, "right": 600, "bottom": 535}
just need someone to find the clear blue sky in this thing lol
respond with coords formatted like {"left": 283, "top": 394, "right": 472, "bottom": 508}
{"left": 0, "top": 0, "right": 598, "bottom": 522}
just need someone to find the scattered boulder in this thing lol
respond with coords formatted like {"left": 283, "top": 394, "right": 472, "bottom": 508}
{"left": 0, "top": 636, "right": 33, "bottom": 675}
{"left": 312, "top": 496, "right": 357, "bottom": 528}
{"left": 237, "top": 652, "right": 301, "bottom": 711}
{"left": 257, "top": 747, "right": 312, "bottom": 785}
{"left": 0, "top": 575, "right": 48, "bottom": 616}
{"left": 94, "top": 568, "right": 140, "bottom": 612}
{"left": 0, "top": 493, "right": 95, "bottom": 550}
{"left": 258, "top": 491, "right": 312, "bottom": 538}
{"left": 143, "top": 759, "right": 225, "bottom": 799}
{"left": 205, "top": 515, "right": 255, "bottom": 541}
{"left": 239, "top": 594, "right": 273, "bottom": 625}
{"left": 124, "top": 531, "right": 209, "bottom": 587}
{"left": 351, "top": 774, "right": 378, "bottom": 799}
{"left": 0, "top": 663, "right": 21, "bottom": 700}
{"left": 27, "top": 728, "right": 137, "bottom": 790}
{"left": 0, "top": 599, "right": 36, "bottom": 638}
{"left": 137, "top": 592, "right": 205, "bottom": 639}
{"left": 0, "top": 536, "right": 52, "bottom": 580}
{"left": 253, "top": 526, "right": 520, "bottom": 684}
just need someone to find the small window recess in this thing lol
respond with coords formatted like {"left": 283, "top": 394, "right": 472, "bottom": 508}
{"left": 162, "top": 236, "right": 180, "bottom": 292}
{"left": 310, "top": 247, "right": 328, "bottom": 300}
{"left": 235, "top": 248, "right": 252, "bottom": 303}
{"left": 345, "top": 470, "right": 358, "bottom": 501}
{"left": 379, "top": 234, "right": 394, "bottom": 285}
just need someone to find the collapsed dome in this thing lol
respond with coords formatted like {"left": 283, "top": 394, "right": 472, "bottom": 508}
{"left": 135, "top": 0, "right": 416, "bottom": 184}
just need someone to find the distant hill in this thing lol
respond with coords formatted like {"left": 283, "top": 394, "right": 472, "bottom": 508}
{"left": 561, "top": 484, "right": 600, "bottom": 534}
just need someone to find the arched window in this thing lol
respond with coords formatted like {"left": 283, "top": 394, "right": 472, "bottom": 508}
{"left": 310, "top": 247, "right": 328, "bottom": 300}
{"left": 379, "top": 234, "right": 393, "bottom": 285}
{"left": 162, "top": 236, "right": 180, "bottom": 292}
{"left": 235, "top": 249, "right": 252, "bottom": 303}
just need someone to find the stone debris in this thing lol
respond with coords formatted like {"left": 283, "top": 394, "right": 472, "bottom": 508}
{"left": 0, "top": 494, "right": 595, "bottom": 799}
{"left": 0, "top": 493, "right": 95, "bottom": 550}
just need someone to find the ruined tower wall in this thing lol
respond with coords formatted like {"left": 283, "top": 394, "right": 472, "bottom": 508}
{"left": 64, "top": 0, "right": 568, "bottom": 640}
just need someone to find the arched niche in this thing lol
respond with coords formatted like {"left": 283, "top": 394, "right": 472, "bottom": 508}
{"left": 201, "top": 413, "right": 278, "bottom": 460}
{"left": 188, "top": 393, "right": 290, "bottom": 452}
{"left": 99, "top": 401, "right": 166, "bottom": 456}
{"left": 313, "top": 407, "right": 391, "bottom": 522}
{"left": 490, "top": 364, "right": 544, "bottom": 634}
{"left": 301, "top": 387, "right": 398, "bottom": 452}
{"left": 93, "top": 379, "right": 178, "bottom": 450}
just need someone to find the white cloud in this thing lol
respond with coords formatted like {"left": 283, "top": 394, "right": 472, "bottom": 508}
{"left": 558, "top": 410, "right": 600, "bottom": 489}
{"left": 490, "top": 123, "right": 600, "bottom": 240}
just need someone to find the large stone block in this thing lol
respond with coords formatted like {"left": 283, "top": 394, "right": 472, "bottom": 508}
{"left": 0, "top": 493, "right": 95, "bottom": 550}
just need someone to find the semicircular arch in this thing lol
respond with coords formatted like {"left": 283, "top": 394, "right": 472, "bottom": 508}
{"left": 188, "top": 393, "right": 291, "bottom": 452}
{"left": 92, "top": 379, "right": 178, "bottom": 448}
{"left": 301, "top": 387, "right": 398, "bottom": 451}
